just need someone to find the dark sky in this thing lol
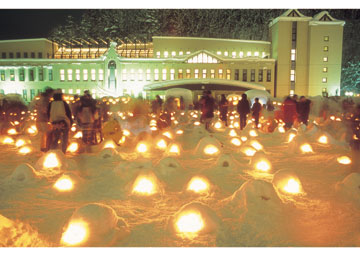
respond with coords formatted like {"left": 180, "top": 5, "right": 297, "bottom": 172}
{"left": 0, "top": 9, "right": 85, "bottom": 40}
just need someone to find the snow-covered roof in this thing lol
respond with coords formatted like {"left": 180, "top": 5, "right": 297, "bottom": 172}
{"left": 269, "top": 9, "right": 312, "bottom": 27}
{"left": 310, "top": 11, "right": 345, "bottom": 26}
{"left": 0, "top": 38, "right": 54, "bottom": 44}
{"left": 152, "top": 36, "right": 271, "bottom": 45}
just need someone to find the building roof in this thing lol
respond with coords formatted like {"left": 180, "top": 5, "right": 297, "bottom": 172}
{"left": 152, "top": 36, "right": 271, "bottom": 45}
{"left": 0, "top": 38, "right": 54, "bottom": 44}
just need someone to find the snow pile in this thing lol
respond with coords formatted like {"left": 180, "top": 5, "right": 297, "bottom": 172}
{"left": 154, "top": 157, "right": 187, "bottom": 191}
{"left": 193, "top": 136, "right": 222, "bottom": 158}
{"left": 98, "top": 147, "right": 121, "bottom": 160}
{"left": 61, "top": 203, "right": 129, "bottom": 247}
{"left": 272, "top": 169, "right": 305, "bottom": 199}
{"left": 8, "top": 163, "right": 40, "bottom": 185}
{"left": 34, "top": 150, "right": 77, "bottom": 177}
{"left": 335, "top": 173, "right": 360, "bottom": 204}
{"left": 0, "top": 214, "right": 49, "bottom": 246}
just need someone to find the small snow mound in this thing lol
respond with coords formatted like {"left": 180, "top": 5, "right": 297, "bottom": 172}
{"left": 249, "top": 151, "right": 272, "bottom": 173}
{"left": 272, "top": 169, "right": 305, "bottom": 197}
{"left": 168, "top": 202, "right": 221, "bottom": 238}
{"left": 10, "top": 163, "right": 39, "bottom": 183}
{"left": 35, "top": 150, "right": 77, "bottom": 176}
{"left": 155, "top": 157, "right": 183, "bottom": 177}
{"left": 215, "top": 154, "right": 239, "bottom": 170}
{"left": 335, "top": 173, "right": 360, "bottom": 202}
{"left": 194, "top": 136, "right": 222, "bottom": 158}
{"left": 127, "top": 170, "right": 163, "bottom": 196}
{"left": 99, "top": 147, "right": 120, "bottom": 160}
{"left": 61, "top": 203, "right": 129, "bottom": 246}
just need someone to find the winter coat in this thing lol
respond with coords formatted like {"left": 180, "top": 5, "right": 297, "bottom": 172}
{"left": 298, "top": 99, "right": 311, "bottom": 118}
{"left": 283, "top": 98, "right": 297, "bottom": 123}
{"left": 219, "top": 99, "right": 229, "bottom": 115}
{"left": 35, "top": 96, "right": 51, "bottom": 122}
{"left": 237, "top": 99, "right": 250, "bottom": 115}
{"left": 252, "top": 102, "right": 262, "bottom": 116}
{"left": 47, "top": 100, "right": 73, "bottom": 128}
{"left": 77, "top": 97, "right": 96, "bottom": 124}
{"left": 200, "top": 96, "right": 215, "bottom": 118}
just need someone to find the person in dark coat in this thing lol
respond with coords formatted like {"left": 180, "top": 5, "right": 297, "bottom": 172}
{"left": 297, "top": 96, "right": 311, "bottom": 125}
{"left": 200, "top": 90, "right": 216, "bottom": 131}
{"left": 219, "top": 94, "right": 229, "bottom": 126}
{"left": 283, "top": 96, "right": 297, "bottom": 129}
{"left": 47, "top": 91, "right": 73, "bottom": 153}
{"left": 151, "top": 95, "right": 163, "bottom": 116}
{"left": 237, "top": 93, "right": 250, "bottom": 130}
{"left": 251, "top": 97, "right": 262, "bottom": 129}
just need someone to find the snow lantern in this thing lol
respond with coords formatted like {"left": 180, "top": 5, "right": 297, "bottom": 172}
{"left": 241, "top": 136, "right": 248, "bottom": 142}
{"left": 103, "top": 140, "right": 117, "bottom": 149}
{"left": 249, "top": 129, "right": 258, "bottom": 137}
{"left": 156, "top": 139, "right": 168, "bottom": 151}
{"left": 73, "top": 131, "right": 83, "bottom": 139}
{"left": 162, "top": 131, "right": 173, "bottom": 139}
{"left": 26, "top": 125, "right": 38, "bottom": 136}
{"left": 2, "top": 136, "right": 14, "bottom": 145}
{"left": 317, "top": 135, "right": 328, "bottom": 144}
{"left": 230, "top": 137, "right": 242, "bottom": 147}
{"left": 337, "top": 156, "right": 351, "bottom": 165}
{"left": 53, "top": 175, "right": 74, "bottom": 192}
{"left": 203, "top": 144, "right": 220, "bottom": 156}
{"left": 10, "top": 163, "right": 38, "bottom": 183}
{"left": 18, "top": 146, "right": 32, "bottom": 155}
{"left": 43, "top": 152, "right": 61, "bottom": 169}
{"left": 7, "top": 128, "right": 17, "bottom": 135}
{"left": 61, "top": 220, "right": 89, "bottom": 246}
{"left": 335, "top": 173, "right": 360, "bottom": 202}
{"left": 176, "top": 129, "right": 184, "bottom": 135}
{"left": 272, "top": 170, "right": 304, "bottom": 196}
{"left": 287, "top": 133, "right": 296, "bottom": 143}
{"left": 249, "top": 140, "right": 263, "bottom": 151}
{"left": 131, "top": 173, "right": 159, "bottom": 196}
{"left": 228, "top": 129, "right": 238, "bottom": 137}
{"left": 66, "top": 142, "right": 79, "bottom": 153}
{"left": 250, "top": 152, "right": 272, "bottom": 173}
{"left": 300, "top": 143, "right": 313, "bottom": 153}
{"left": 166, "top": 143, "right": 181, "bottom": 157}
{"left": 187, "top": 176, "right": 210, "bottom": 194}
{"left": 240, "top": 146, "right": 256, "bottom": 157}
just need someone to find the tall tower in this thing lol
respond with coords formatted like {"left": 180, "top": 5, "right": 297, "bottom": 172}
{"left": 269, "top": 9, "right": 344, "bottom": 97}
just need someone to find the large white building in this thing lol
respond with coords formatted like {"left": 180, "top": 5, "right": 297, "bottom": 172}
{"left": 0, "top": 9, "right": 344, "bottom": 102}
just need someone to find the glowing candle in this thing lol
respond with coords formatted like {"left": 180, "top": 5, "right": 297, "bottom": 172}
{"left": 61, "top": 221, "right": 88, "bottom": 246}
{"left": 43, "top": 153, "right": 60, "bottom": 169}
{"left": 337, "top": 156, "right": 351, "bottom": 165}
{"left": 187, "top": 177, "right": 209, "bottom": 193}
{"left": 300, "top": 143, "right": 313, "bottom": 153}
{"left": 54, "top": 176, "right": 74, "bottom": 191}
{"left": 203, "top": 145, "right": 219, "bottom": 155}
{"left": 283, "top": 178, "right": 301, "bottom": 194}
{"left": 176, "top": 212, "right": 204, "bottom": 236}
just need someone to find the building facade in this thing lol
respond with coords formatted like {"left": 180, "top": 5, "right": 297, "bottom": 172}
{"left": 0, "top": 9, "right": 344, "bottom": 102}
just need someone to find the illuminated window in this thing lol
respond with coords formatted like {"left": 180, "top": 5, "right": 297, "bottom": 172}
{"left": 162, "top": 68, "right": 167, "bottom": 80}
{"left": 250, "top": 69, "right": 255, "bottom": 82}
{"left": 122, "top": 69, "right": 127, "bottom": 81}
{"left": 130, "top": 69, "right": 135, "bottom": 81}
{"left": 76, "top": 89, "right": 80, "bottom": 94}
{"left": 154, "top": 69, "right": 159, "bottom": 81}
{"left": 243, "top": 69, "right": 247, "bottom": 81}
{"left": 146, "top": 69, "right": 151, "bottom": 81}
{"left": 156, "top": 51, "right": 160, "bottom": 58}
{"left": 217, "top": 51, "right": 222, "bottom": 55}
{"left": 290, "top": 70, "right": 295, "bottom": 81}
{"left": 258, "top": 69, "right": 263, "bottom": 82}
{"left": 291, "top": 49, "right": 296, "bottom": 61}
{"left": 186, "top": 69, "right": 191, "bottom": 79}
{"left": 224, "top": 51, "right": 228, "bottom": 57}
{"left": 324, "top": 36, "right": 329, "bottom": 41}
{"left": 262, "top": 52, "right": 266, "bottom": 58}
{"left": 202, "top": 69, "right": 207, "bottom": 79}
{"left": 171, "top": 51, "right": 176, "bottom": 57}
{"left": 60, "top": 69, "right": 65, "bottom": 81}
{"left": 323, "top": 67, "right": 328, "bottom": 73}
{"left": 19, "top": 69, "right": 25, "bottom": 81}
{"left": 178, "top": 69, "right": 183, "bottom": 79}
{"left": 194, "top": 69, "right": 199, "bottom": 79}
{"left": 138, "top": 69, "right": 143, "bottom": 81}
{"left": 82, "top": 69, "right": 88, "bottom": 81}
{"left": 239, "top": 51, "right": 244, "bottom": 58}
{"left": 324, "top": 46, "right": 328, "bottom": 52}
{"left": 179, "top": 51, "right": 183, "bottom": 56}
{"left": 69, "top": 89, "right": 73, "bottom": 94}
{"left": 186, "top": 51, "right": 191, "bottom": 55}
{"left": 267, "top": 69, "right": 271, "bottom": 82}
{"left": 91, "top": 69, "right": 96, "bottom": 81}
{"left": 210, "top": 69, "right": 215, "bottom": 79}
{"left": 39, "top": 68, "right": 44, "bottom": 81}
{"left": 290, "top": 90, "right": 294, "bottom": 96}
{"left": 99, "top": 69, "right": 104, "bottom": 81}
{"left": 254, "top": 52, "right": 259, "bottom": 57}
{"left": 0, "top": 70, "right": 5, "bottom": 81}
{"left": 164, "top": 51, "right": 169, "bottom": 58}
{"left": 67, "top": 69, "right": 72, "bottom": 81}
{"left": 226, "top": 69, "right": 231, "bottom": 80}
{"left": 23, "top": 90, "right": 27, "bottom": 101}
{"left": 322, "top": 77, "right": 327, "bottom": 83}
{"left": 232, "top": 52, "right": 236, "bottom": 58}
{"left": 247, "top": 51, "right": 252, "bottom": 57}
{"left": 170, "top": 69, "right": 175, "bottom": 80}
{"left": 62, "top": 89, "right": 65, "bottom": 93}
{"left": 218, "top": 69, "right": 223, "bottom": 79}
{"left": 323, "top": 57, "right": 328, "bottom": 62}
{"left": 48, "top": 69, "right": 53, "bottom": 81}
{"left": 75, "top": 69, "right": 80, "bottom": 81}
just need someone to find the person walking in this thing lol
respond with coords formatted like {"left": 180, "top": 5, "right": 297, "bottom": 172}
{"left": 297, "top": 96, "right": 312, "bottom": 126}
{"left": 237, "top": 93, "right": 250, "bottom": 130}
{"left": 283, "top": 96, "right": 297, "bottom": 129}
{"left": 151, "top": 95, "right": 163, "bottom": 116}
{"left": 77, "top": 91, "right": 97, "bottom": 145}
{"left": 219, "top": 94, "right": 229, "bottom": 126}
{"left": 47, "top": 90, "right": 73, "bottom": 153}
{"left": 251, "top": 97, "right": 262, "bottom": 129}
{"left": 35, "top": 88, "right": 53, "bottom": 152}
{"left": 200, "top": 90, "right": 216, "bottom": 131}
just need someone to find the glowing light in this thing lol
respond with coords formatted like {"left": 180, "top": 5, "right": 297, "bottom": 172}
{"left": 2, "top": 137, "right": 14, "bottom": 144}
{"left": 203, "top": 145, "right": 219, "bottom": 155}
{"left": 250, "top": 141, "right": 263, "bottom": 151}
{"left": 123, "top": 129, "right": 130, "bottom": 136}
{"left": 283, "top": 178, "right": 301, "bottom": 194}
{"left": 156, "top": 139, "right": 167, "bottom": 150}
{"left": 330, "top": 116, "right": 335, "bottom": 121}
{"left": 229, "top": 129, "right": 237, "bottom": 137}
{"left": 169, "top": 144, "right": 180, "bottom": 155}
{"left": 61, "top": 221, "right": 88, "bottom": 246}
{"left": 249, "top": 130, "right": 258, "bottom": 137}
{"left": 176, "top": 212, "right": 204, "bottom": 236}
{"left": 255, "top": 160, "right": 271, "bottom": 172}
{"left": 187, "top": 177, "right": 209, "bottom": 193}
{"left": 300, "top": 143, "right": 313, "bottom": 153}
{"left": 71, "top": 126, "right": 77, "bottom": 132}
{"left": 335, "top": 117, "right": 342, "bottom": 122}
{"left": 8, "top": 128, "right": 17, "bottom": 135}
{"left": 214, "top": 122, "right": 222, "bottom": 129}
{"left": 194, "top": 121, "right": 200, "bottom": 126}
{"left": 132, "top": 177, "right": 156, "bottom": 195}
{"left": 54, "top": 176, "right": 74, "bottom": 191}
{"left": 230, "top": 138, "right": 242, "bottom": 146}
{"left": 136, "top": 143, "right": 148, "bottom": 153}
{"left": 150, "top": 126, "right": 158, "bottom": 131}
{"left": 241, "top": 136, "right": 248, "bottom": 142}
{"left": 14, "top": 121, "right": 19, "bottom": 125}
{"left": 278, "top": 126, "right": 285, "bottom": 133}
{"left": 15, "top": 139, "right": 26, "bottom": 148}
{"left": 73, "top": 131, "right": 82, "bottom": 139}
{"left": 163, "top": 132, "right": 172, "bottom": 139}
{"left": 318, "top": 135, "right": 328, "bottom": 144}
{"left": 104, "top": 141, "right": 116, "bottom": 149}
{"left": 337, "top": 156, "right": 351, "bottom": 165}
{"left": 176, "top": 130, "right": 184, "bottom": 135}
{"left": 67, "top": 142, "right": 79, "bottom": 153}
{"left": 244, "top": 148, "right": 256, "bottom": 156}
{"left": 288, "top": 133, "right": 296, "bottom": 143}
{"left": 43, "top": 153, "right": 60, "bottom": 169}
{"left": 234, "top": 122, "right": 240, "bottom": 128}
{"left": 27, "top": 127, "right": 37, "bottom": 134}
{"left": 19, "top": 146, "right": 31, "bottom": 155}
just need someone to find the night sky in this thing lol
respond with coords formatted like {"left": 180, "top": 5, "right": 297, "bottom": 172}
{"left": 0, "top": 9, "right": 85, "bottom": 40}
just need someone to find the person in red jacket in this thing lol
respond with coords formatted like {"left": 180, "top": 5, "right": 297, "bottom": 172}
{"left": 283, "top": 96, "right": 297, "bottom": 129}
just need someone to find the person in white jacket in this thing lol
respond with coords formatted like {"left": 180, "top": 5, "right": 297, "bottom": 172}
{"left": 47, "top": 91, "right": 73, "bottom": 153}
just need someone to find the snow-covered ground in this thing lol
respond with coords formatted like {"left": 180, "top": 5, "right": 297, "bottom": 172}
{"left": 0, "top": 96, "right": 360, "bottom": 247}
